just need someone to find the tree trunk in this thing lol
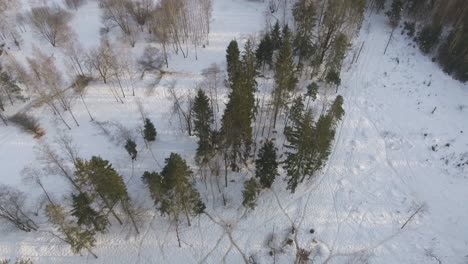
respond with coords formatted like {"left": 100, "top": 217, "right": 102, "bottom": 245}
{"left": 80, "top": 95, "right": 94, "bottom": 121}
{"left": 384, "top": 28, "right": 395, "bottom": 55}
{"left": 0, "top": 112, "right": 7, "bottom": 125}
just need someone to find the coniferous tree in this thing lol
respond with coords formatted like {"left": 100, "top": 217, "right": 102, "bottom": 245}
{"left": 329, "top": 95, "right": 345, "bottom": 123}
{"left": 417, "top": 24, "right": 442, "bottom": 54}
{"left": 221, "top": 40, "right": 257, "bottom": 178}
{"left": 272, "top": 26, "right": 297, "bottom": 128}
{"left": 46, "top": 203, "right": 98, "bottom": 258}
{"left": 255, "top": 140, "right": 278, "bottom": 189}
{"left": 226, "top": 40, "right": 240, "bottom": 86}
{"left": 74, "top": 156, "right": 139, "bottom": 234}
{"left": 384, "top": 0, "right": 404, "bottom": 54}
{"left": 192, "top": 89, "right": 213, "bottom": 165}
{"left": 271, "top": 21, "right": 282, "bottom": 50}
{"left": 142, "top": 153, "right": 205, "bottom": 247}
{"left": 292, "top": 0, "right": 316, "bottom": 64}
{"left": 325, "top": 70, "right": 341, "bottom": 92}
{"left": 325, "top": 33, "right": 349, "bottom": 75}
{"left": 386, "top": 0, "right": 404, "bottom": 28}
{"left": 124, "top": 139, "right": 138, "bottom": 161}
{"left": 306, "top": 82, "right": 319, "bottom": 109}
{"left": 242, "top": 178, "right": 260, "bottom": 210}
{"left": 256, "top": 32, "right": 274, "bottom": 70}
{"left": 71, "top": 192, "right": 108, "bottom": 233}
{"left": 143, "top": 118, "right": 157, "bottom": 142}
{"left": 284, "top": 109, "right": 315, "bottom": 193}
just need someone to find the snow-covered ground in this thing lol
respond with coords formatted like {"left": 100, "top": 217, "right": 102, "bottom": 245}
{"left": 1, "top": 0, "right": 468, "bottom": 263}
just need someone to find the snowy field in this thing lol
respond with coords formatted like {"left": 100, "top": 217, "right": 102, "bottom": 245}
{"left": 1, "top": 0, "right": 468, "bottom": 263}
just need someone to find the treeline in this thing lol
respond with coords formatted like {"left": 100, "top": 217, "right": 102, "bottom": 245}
{"left": 380, "top": 0, "right": 468, "bottom": 82}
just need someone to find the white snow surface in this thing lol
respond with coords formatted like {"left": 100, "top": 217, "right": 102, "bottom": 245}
{"left": 1, "top": 0, "right": 468, "bottom": 263}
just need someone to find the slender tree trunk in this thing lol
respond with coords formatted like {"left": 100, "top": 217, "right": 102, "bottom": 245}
{"left": 68, "top": 107, "right": 80, "bottom": 127}
{"left": 123, "top": 201, "right": 140, "bottom": 234}
{"left": 0, "top": 112, "right": 7, "bottom": 125}
{"left": 384, "top": 28, "right": 395, "bottom": 55}
{"left": 80, "top": 95, "right": 94, "bottom": 121}
{"left": 49, "top": 102, "right": 72, "bottom": 130}
{"left": 175, "top": 216, "right": 181, "bottom": 247}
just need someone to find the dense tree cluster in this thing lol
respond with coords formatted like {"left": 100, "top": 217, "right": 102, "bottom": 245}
{"left": 387, "top": 0, "right": 468, "bottom": 82}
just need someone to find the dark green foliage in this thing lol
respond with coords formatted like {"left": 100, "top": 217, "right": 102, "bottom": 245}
{"left": 325, "top": 70, "right": 341, "bottom": 87}
{"left": 284, "top": 96, "right": 345, "bottom": 192}
{"left": 329, "top": 95, "right": 345, "bottom": 123}
{"left": 272, "top": 26, "right": 297, "bottom": 127}
{"left": 255, "top": 140, "right": 278, "bottom": 189}
{"left": 271, "top": 21, "right": 282, "bottom": 50}
{"left": 221, "top": 40, "right": 257, "bottom": 171}
{"left": 256, "top": 33, "right": 274, "bottom": 69}
{"left": 71, "top": 192, "right": 108, "bottom": 233}
{"left": 326, "top": 33, "right": 349, "bottom": 73}
{"left": 437, "top": 12, "right": 468, "bottom": 82}
{"left": 306, "top": 82, "right": 319, "bottom": 101}
{"left": 416, "top": 24, "right": 442, "bottom": 54}
{"left": 74, "top": 156, "right": 138, "bottom": 233}
{"left": 192, "top": 89, "right": 213, "bottom": 165}
{"left": 75, "top": 157, "right": 129, "bottom": 205}
{"left": 292, "top": 0, "right": 316, "bottom": 62}
{"left": 124, "top": 139, "right": 138, "bottom": 160}
{"left": 142, "top": 153, "right": 205, "bottom": 222}
{"left": 386, "top": 0, "right": 404, "bottom": 28}
{"left": 226, "top": 40, "right": 240, "bottom": 86}
{"left": 242, "top": 178, "right": 260, "bottom": 209}
{"left": 287, "top": 96, "right": 305, "bottom": 132}
{"left": 143, "top": 118, "right": 157, "bottom": 142}
{"left": 284, "top": 109, "right": 315, "bottom": 192}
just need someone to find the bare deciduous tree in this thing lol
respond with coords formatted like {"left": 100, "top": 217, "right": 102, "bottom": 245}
{"left": 63, "top": 0, "right": 87, "bottom": 11}
{"left": 201, "top": 63, "right": 223, "bottom": 130}
{"left": 27, "top": 5, "right": 73, "bottom": 47}
{"left": 138, "top": 45, "right": 164, "bottom": 77}
{"left": 166, "top": 81, "right": 194, "bottom": 136}
{"left": 27, "top": 47, "right": 80, "bottom": 127}
{"left": 0, "top": 184, "right": 38, "bottom": 232}
{"left": 99, "top": 0, "right": 137, "bottom": 46}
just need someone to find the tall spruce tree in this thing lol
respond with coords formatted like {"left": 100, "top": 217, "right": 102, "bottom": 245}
{"left": 142, "top": 153, "right": 205, "bottom": 247}
{"left": 284, "top": 109, "right": 316, "bottom": 193}
{"left": 221, "top": 40, "right": 257, "bottom": 178}
{"left": 143, "top": 118, "right": 157, "bottom": 142}
{"left": 272, "top": 26, "right": 297, "bottom": 128}
{"left": 255, "top": 140, "right": 278, "bottom": 189}
{"left": 256, "top": 32, "right": 274, "bottom": 69}
{"left": 271, "top": 21, "right": 282, "bottom": 50}
{"left": 74, "top": 156, "right": 139, "bottom": 234}
{"left": 226, "top": 40, "right": 240, "bottom": 87}
{"left": 192, "top": 89, "right": 213, "bottom": 165}
{"left": 71, "top": 192, "right": 108, "bottom": 233}
{"left": 242, "top": 178, "right": 260, "bottom": 210}
{"left": 292, "top": 0, "right": 316, "bottom": 63}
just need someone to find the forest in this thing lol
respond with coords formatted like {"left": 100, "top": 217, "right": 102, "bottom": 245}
{"left": 0, "top": 0, "right": 467, "bottom": 263}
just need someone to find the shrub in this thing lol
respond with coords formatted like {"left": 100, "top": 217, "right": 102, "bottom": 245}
{"left": 8, "top": 113, "right": 44, "bottom": 138}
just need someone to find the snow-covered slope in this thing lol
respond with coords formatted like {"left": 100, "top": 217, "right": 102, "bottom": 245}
{"left": 0, "top": 0, "right": 467, "bottom": 263}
